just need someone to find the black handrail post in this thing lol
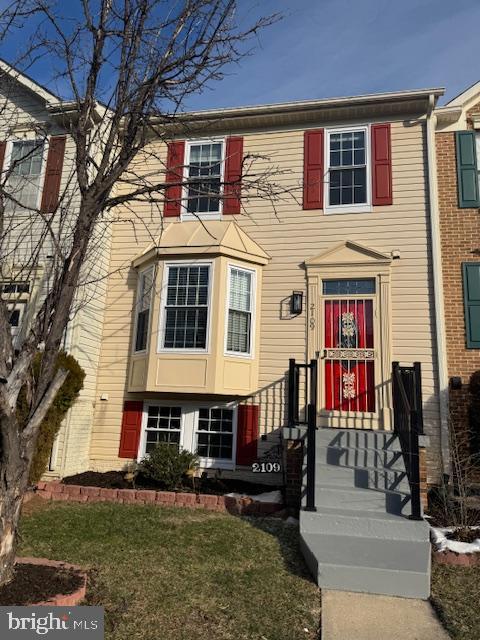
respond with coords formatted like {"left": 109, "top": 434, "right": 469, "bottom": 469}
{"left": 414, "top": 361, "right": 424, "bottom": 435}
{"left": 288, "top": 359, "right": 295, "bottom": 427}
{"left": 309, "top": 359, "right": 318, "bottom": 410}
{"left": 305, "top": 402, "right": 317, "bottom": 512}
{"left": 409, "top": 404, "right": 422, "bottom": 520}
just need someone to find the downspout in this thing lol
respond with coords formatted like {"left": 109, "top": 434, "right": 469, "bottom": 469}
{"left": 426, "top": 94, "right": 451, "bottom": 476}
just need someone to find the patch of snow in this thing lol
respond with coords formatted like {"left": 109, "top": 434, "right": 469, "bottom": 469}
{"left": 224, "top": 490, "right": 283, "bottom": 504}
{"left": 285, "top": 516, "right": 299, "bottom": 527}
{"left": 431, "top": 526, "right": 480, "bottom": 554}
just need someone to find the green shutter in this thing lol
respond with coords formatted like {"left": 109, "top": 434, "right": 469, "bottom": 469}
{"left": 456, "top": 131, "right": 480, "bottom": 208}
{"left": 463, "top": 263, "right": 480, "bottom": 348}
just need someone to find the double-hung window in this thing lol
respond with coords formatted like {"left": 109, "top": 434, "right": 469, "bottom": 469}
{"left": 6, "top": 141, "right": 44, "bottom": 212}
{"left": 144, "top": 406, "right": 182, "bottom": 453}
{"left": 226, "top": 266, "right": 253, "bottom": 355}
{"left": 134, "top": 267, "right": 154, "bottom": 352}
{"left": 185, "top": 141, "right": 223, "bottom": 216}
{"left": 196, "top": 407, "right": 234, "bottom": 461}
{"left": 327, "top": 128, "right": 368, "bottom": 209}
{"left": 163, "top": 264, "right": 210, "bottom": 350}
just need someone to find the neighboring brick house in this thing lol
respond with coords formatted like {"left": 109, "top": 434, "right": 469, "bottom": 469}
{"left": 435, "top": 82, "right": 480, "bottom": 468}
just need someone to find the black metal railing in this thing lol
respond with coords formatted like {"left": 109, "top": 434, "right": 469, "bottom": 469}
{"left": 288, "top": 358, "right": 317, "bottom": 512}
{"left": 392, "top": 361, "right": 424, "bottom": 520}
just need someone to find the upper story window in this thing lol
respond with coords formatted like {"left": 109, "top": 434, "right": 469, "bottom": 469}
{"left": 327, "top": 128, "right": 368, "bottom": 209}
{"left": 134, "top": 267, "right": 154, "bottom": 352}
{"left": 162, "top": 263, "right": 211, "bottom": 350}
{"left": 226, "top": 266, "right": 254, "bottom": 355}
{"left": 6, "top": 140, "right": 44, "bottom": 212}
{"left": 184, "top": 141, "right": 223, "bottom": 217}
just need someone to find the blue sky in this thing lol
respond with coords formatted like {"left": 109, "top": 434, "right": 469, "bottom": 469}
{"left": 188, "top": 0, "right": 480, "bottom": 109}
{"left": 1, "top": 0, "right": 478, "bottom": 109}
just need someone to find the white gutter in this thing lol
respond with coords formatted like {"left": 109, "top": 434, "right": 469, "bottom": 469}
{"left": 426, "top": 93, "right": 450, "bottom": 476}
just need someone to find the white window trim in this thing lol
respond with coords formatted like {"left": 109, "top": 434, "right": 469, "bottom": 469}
{"left": 133, "top": 265, "right": 154, "bottom": 354}
{"left": 3, "top": 137, "right": 48, "bottom": 213}
{"left": 138, "top": 401, "right": 238, "bottom": 470}
{"left": 224, "top": 263, "right": 256, "bottom": 359}
{"left": 181, "top": 138, "right": 225, "bottom": 221}
{"left": 157, "top": 260, "right": 214, "bottom": 354}
{"left": 324, "top": 124, "right": 372, "bottom": 214}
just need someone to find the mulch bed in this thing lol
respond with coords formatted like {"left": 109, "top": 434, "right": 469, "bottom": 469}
{"left": 0, "top": 563, "right": 84, "bottom": 605}
{"left": 63, "top": 470, "right": 281, "bottom": 496}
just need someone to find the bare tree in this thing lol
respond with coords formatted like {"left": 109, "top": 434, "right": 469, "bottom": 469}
{"left": 0, "top": 0, "right": 289, "bottom": 586}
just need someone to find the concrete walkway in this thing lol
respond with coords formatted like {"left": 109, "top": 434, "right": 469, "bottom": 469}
{"left": 322, "top": 590, "right": 450, "bottom": 640}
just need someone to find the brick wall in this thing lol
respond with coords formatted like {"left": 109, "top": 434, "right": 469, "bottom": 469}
{"left": 437, "top": 101, "right": 480, "bottom": 466}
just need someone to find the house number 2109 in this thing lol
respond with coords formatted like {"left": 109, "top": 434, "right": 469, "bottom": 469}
{"left": 252, "top": 462, "right": 281, "bottom": 473}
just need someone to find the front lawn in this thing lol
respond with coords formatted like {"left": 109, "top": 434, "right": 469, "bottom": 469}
{"left": 19, "top": 500, "right": 320, "bottom": 640}
{"left": 431, "top": 561, "right": 480, "bottom": 640}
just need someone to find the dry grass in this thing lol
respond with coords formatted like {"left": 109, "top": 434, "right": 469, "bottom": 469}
{"left": 19, "top": 501, "right": 320, "bottom": 640}
{"left": 431, "top": 561, "right": 480, "bottom": 640}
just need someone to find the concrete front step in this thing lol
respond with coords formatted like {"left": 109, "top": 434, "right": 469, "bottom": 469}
{"left": 301, "top": 508, "right": 430, "bottom": 542}
{"left": 315, "top": 462, "right": 410, "bottom": 493}
{"left": 313, "top": 484, "right": 411, "bottom": 516}
{"left": 300, "top": 532, "right": 431, "bottom": 599}
{"left": 315, "top": 428, "right": 402, "bottom": 452}
{"left": 317, "top": 445, "right": 406, "bottom": 471}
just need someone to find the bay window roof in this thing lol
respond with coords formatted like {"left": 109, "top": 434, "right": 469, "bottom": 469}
{"left": 132, "top": 221, "right": 270, "bottom": 268}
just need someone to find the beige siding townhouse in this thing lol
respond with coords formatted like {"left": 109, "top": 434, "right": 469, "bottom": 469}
{"left": 0, "top": 62, "right": 111, "bottom": 477}
{"left": 89, "top": 87, "right": 446, "bottom": 499}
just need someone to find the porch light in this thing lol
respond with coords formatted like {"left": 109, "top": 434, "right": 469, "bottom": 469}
{"left": 291, "top": 291, "right": 303, "bottom": 315}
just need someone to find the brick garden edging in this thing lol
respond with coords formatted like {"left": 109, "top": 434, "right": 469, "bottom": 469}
{"left": 36, "top": 482, "right": 284, "bottom": 516}
{"left": 16, "top": 557, "right": 87, "bottom": 606}
{"left": 433, "top": 549, "right": 480, "bottom": 567}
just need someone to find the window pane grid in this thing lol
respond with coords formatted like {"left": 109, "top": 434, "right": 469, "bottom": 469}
{"left": 135, "top": 268, "right": 153, "bottom": 352}
{"left": 164, "top": 265, "right": 209, "bottom": 349}
{"left": 329, "top": 131, "right": 367, "bottom": 206}
{"left": 227, "top": 268, "right": 252, "bottom": 354}
{"left": 7, "top": 141, "right": 43, "bottom": 212}
{"left": 187, "top": 143, "right": 222, "bottom": 214}
{"left": 323, "top": 279, "right": 376, "bottom": 296}
{"left": 196, "top": 408, "right": 233, "bottom": 460}
{"left": 145, "top": 406, "right": 181, "bottom": 454}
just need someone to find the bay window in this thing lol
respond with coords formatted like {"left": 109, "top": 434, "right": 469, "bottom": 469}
{"left": 226, "top": 265, "right": 254, "bottom": 355}
{"left": 6, "top": 140, "right": 44, "bottom": 212}
{"left": 327, "top": 128, "right": 369, "bottom": 209}
{"left": 162, "top": 263, "right": 211, "bottom": 350}
{"left": 134, "top": 267, "right": 154, "bottom": 352}
{"left": 184, "top": 141, "right": 223, "bottom": 216}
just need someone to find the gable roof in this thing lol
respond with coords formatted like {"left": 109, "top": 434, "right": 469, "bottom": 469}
{"left": 304, "top": 240, "right": 391, "bottom": 267}
{"left": 0, "top": 58, "right": 60, "bottom": 105}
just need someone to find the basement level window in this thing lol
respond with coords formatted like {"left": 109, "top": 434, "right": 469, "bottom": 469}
{"left": 323, "top": 279, "right": 376, "bottom": 296}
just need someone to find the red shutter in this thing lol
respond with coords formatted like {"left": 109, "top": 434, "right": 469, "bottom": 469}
{"left": 303, "top": 129, "right": 324, "bottom": 210}
{"left": 118, "top": 401, "right": 143, "bottom": 458}
{"left": 236, "top": 404, "right": 259, "bottom": 465}
{"left": 164, "top": 140, "right": 185, "bottom": 217}
{"left": 0, "top": 141, "right": 6, "bottom": 173}
{"left": 41, "top": 135, "right": 66, "bottom": 213}
{"left": 223, "top": 136, "right": 243, "bottom": 215}
{"left": 371, "top": 123, "right": 392, "bottom": 206}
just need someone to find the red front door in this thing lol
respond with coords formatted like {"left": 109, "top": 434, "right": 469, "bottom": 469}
{"left": 324, "top": 298, "right": 376, "bottom": 413}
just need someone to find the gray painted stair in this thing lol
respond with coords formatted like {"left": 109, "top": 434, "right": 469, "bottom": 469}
{"left": 299, "top": 428, "right": 431, "bottom": 599}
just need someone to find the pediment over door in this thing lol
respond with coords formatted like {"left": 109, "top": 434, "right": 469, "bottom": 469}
{"left": 304, "top": 240, "right": 391, "bottom": 268}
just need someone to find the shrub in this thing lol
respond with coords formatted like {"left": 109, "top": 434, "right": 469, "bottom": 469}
{"left": 17, "top": 351, "right": 85, "bottom": 484}
{"left": 139, "top": 443, "right": 199, "bottom": 490}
